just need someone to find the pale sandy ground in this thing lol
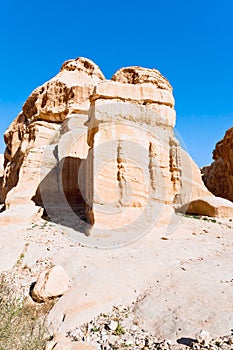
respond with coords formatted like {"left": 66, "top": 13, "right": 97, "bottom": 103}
{"left": 0, "top": 213, "right": 232, "bottom": 344}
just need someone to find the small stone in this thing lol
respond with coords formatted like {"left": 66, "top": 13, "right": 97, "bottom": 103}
{"left": 196, "top": 330, "right": 212, "bottom": 346}
{"left": 108, "top": 335, "right": 118, "bottom": 345}
{"left": 131, "top": 325, "right": 138, "bottom": 332}
{"left": 101, "top": 334, "right": 108, "bottom": 342}
{"left": 108, "top": 320, "right": 118, "bottom": 331}
{"left": 165, "top": 339, "right": 173, "bottom": 346}
{"left": 125, "top": 339, "right": 134, "bottom": 346}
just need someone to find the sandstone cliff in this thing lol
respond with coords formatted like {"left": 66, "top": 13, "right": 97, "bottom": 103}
{"left": 0, "top": 154, "right": 3, "bottom": 177}
{"left": 1, "top": 57, "right": 212, "bottom": 232}
{"left": 202, "top": 128, "right": 233, "bottom": 201}
{"left": 202, "top": 127, "right": 233, "bottom": 202}
{"left": 0, "top": 154, "right": 3, "bottom": 204}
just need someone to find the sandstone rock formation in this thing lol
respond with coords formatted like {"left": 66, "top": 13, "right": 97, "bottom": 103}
{"left": 202, "top": 127, "right": 233, "bottom": 202}
{"left": 177, "top": 196, "right": 233, "bottom": 218}
{"left": 0, "top": 154, "right": 3, "bottom": 177}
{"left": 0, "top": 154, "right": 3, "bottom": 203}
{"left": 2, "top": 58, "right": 104, "bottom": 209}
{"left": 0, "top": 57, "right": 216, "bottom": 233}
{"left": 31, "top": 265, "right": 69, "bottom": 302}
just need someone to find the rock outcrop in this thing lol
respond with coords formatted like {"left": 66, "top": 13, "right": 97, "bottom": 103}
{"left": 2, "top": 58, "right": 104, "bottom": 209}
{"left": 0, "top": 154, "right": 3, "bottom": 177}
{"left": 202, "top": 127, "right": 233, "bottom": 202}
{"left": 0, "top": 57, "right": 215, "bottom": 233}
{"left": 177, "top": 196, "right": 233, "bottom": 218}
{"left": 0, "top": 154, "right": 3, "bottom": 203}
{"left": 31, "top": 265, "right": 69, "bottom": 302}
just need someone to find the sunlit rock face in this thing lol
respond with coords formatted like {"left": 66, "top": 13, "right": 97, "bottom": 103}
{"left": 1, "top": 58, "right": 104, "bottom": 219}
{"left": 0, "top": 58, "right": 211, "bottom": 232}
{"left": 202, "top": 127, "right": 233, "bottom": 202}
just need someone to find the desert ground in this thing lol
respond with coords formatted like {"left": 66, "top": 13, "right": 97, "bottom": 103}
{"left": 1, "top": 210, "right": 232, "bottom": 349}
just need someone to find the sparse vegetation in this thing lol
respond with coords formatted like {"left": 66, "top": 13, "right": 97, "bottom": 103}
{"left": 183, "top": 213, "right": 221, "bottom": 224}
{"left": 113, "top": 322, "right": 126, "bottom": 336}
{"left": 0, "top": 274, "right": 49, "bottom": 350}
{"left": 27, "top": 220, "right": 53, "bottom": 231}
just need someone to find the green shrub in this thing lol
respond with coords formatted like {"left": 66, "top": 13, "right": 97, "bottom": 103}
{"left": 0, "top": 275, "right": 49, "bottom": 350}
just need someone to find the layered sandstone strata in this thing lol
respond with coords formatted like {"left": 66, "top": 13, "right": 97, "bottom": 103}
{"left": 0, "top": 58, "right": 213, "bottom": 231}
{"left": 85, "top": 77, "right": 211, "bottom": 234}
{"left": 1, "top": 58, "right": 104, "bottom": 224}
{"left": 202, "top": 127, "right": 233, "bottom": 202}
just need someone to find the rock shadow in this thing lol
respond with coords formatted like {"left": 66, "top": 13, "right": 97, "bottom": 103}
{"left": 32, "top": 156, "right": 94, "bottom": 235}
{"left": 177, "top": 337, "right": 196, "bottom": 347}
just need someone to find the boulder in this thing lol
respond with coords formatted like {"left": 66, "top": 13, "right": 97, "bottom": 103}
{"left": 202, "top": 127, "right": 233, "bottom": 202}
{"left": 31, "top": 265, "right": 69, "bottom": 302}
{"left": 177, "top": 196, "right": 233, "bottom": 218}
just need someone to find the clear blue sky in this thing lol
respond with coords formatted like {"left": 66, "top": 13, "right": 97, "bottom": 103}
{"left": 0, "top": 0, "right": 232, "bottom": 166}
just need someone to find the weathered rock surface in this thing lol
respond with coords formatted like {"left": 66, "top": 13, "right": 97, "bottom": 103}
{"left": 0, "top": 57, "right": 213, "bottom": 232}
{"left": 0, "top": 153, "right": 4, "bottom": 203}
{"left": 1, "top": 58, "right": 103, "bottom": 216}
{"left": 45, "top": 215, "right": 233, "bottom": 340}
{"left": 47, "top": 336, "right": 98, "bottom": 350}
{"left": 177, "top": 196, "right": 233, "bottom": 218}
{"left": 0, "top": 154, "right": 3, "bottom": 177}
{"left": 202, "top": 127, "right": 233, "bottom": 202}
{"left": 0, "top": 228, "right": 25, "bottom": 274}
{"left": 111, "top": 66, "right": 173, "bottom": 91}
{"left": 31, "top": 265, "right": 69, "bottom": 302}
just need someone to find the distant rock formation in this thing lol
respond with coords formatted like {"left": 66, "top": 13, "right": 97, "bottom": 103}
{"left": 0, "top": 154, "right": 3, "bottom": 177}
{"left": 202, "top": 127, "right": 233, "bottom": 202}
{"left": 0, "top": 57, "right": 218, "bottom": 231}
{"left": 0, "top": 154, "right": 4, "bottom": 203}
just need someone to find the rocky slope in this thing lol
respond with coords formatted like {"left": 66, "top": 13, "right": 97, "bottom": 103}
{"left": 1, "top": 214, "right": 233, "bottom": 349}
{"left": 202, "top": 127, "right": 233, "bottom": 202}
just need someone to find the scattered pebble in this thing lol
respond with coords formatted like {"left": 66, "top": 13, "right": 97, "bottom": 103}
{"left": 66, "top": 304, "right": 233, "bottom": 350}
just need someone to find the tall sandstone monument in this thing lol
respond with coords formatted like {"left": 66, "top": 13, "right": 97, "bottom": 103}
{"left": 0, "top": 57, "right": 216, "bottom": 233}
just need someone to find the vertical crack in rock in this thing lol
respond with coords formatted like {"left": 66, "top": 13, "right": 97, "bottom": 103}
{"left": 53, "top": 145, "right": 61, "bottom": 202}
{"left": 84, "top": 122, "right": 100, "bottom": 234}
{"left": 148, "top": 142, "right": 157, "bottom": 192}
{"left": 117, "top": 140, "right": 128, "bottom": 207}
{"left": 169, "top": 138, "right": 182, "bottom": 205}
